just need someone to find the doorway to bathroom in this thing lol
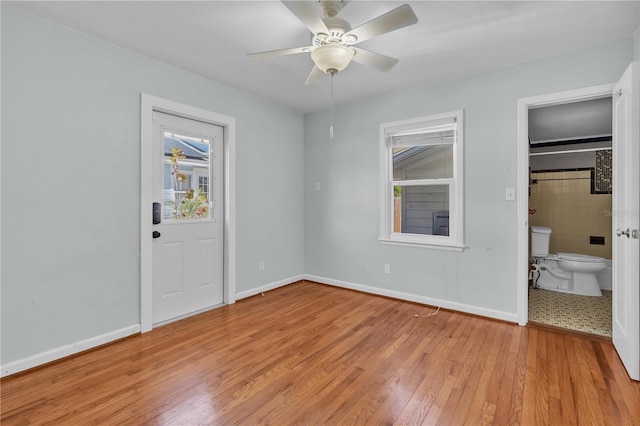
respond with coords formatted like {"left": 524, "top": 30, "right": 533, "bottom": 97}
{"left": 518, "top": 68, "right": 640, "bottom": 381}
{"left": 527, "top": 96, "right": 613, "bottom": 337}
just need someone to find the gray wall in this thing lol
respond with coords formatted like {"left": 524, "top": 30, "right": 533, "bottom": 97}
{"left": 303, "top": 38, "right": 633, "bottom": 316}
{"left": 635, "top": 8, "right": 640, "bottom": 60}
{"left": 1, "top": 6, "right": 304, "bottom": 363}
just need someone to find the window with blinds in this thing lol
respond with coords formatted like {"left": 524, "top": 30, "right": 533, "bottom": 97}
{"left": 379, "top": 111, "right": 464, "bottom": 250}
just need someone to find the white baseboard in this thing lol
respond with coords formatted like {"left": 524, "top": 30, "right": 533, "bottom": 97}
{"left": 304, "top": 274, "right": 519, "bottom": 323}
{"left": 235, "top": 274, "right": 304, "bottom": 300}
{"left": 1, "top": 324, "right": 141, "bottom": 378}
{"left": 2, "top": 275, "right": 516, "bottom": 377}
{"left": 2, "top": 273, "right": 303, "bottom": 377}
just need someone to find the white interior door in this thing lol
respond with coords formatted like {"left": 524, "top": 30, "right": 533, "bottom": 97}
{"left": 612, "top": 61, "right": 640, "bottom": 381}
{"left": 152, "top": 111, "right": 224, "bottom": 325}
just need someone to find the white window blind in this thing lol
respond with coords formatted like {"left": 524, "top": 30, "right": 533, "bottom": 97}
{"left": 388, "top": 117, "right": 457, "bottom": 147}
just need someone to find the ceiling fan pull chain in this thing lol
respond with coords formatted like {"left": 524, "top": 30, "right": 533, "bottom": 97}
{"left": 330, "top": 72, "right": 335, "bottom": 139}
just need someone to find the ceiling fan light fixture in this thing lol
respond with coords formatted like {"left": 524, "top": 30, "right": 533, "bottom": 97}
{"left": 311, "top": 44, "right": 355, "bottom": 74}
{"left": 248, "top": 1, "right": 418, "bottom": 84}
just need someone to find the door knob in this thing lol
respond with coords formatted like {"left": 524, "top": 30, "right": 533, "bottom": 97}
{"left": 152, "top": 231, "right": 161, "bottom": 239}
{"left": 616, "top": 228, "right": 630, "bottom": 238}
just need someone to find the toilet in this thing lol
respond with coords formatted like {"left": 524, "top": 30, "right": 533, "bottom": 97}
{"left": 530, "top": 226, "right": 605, "bottom": 296}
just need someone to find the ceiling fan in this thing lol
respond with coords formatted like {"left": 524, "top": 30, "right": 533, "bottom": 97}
{"left": 247, "top": 1, "right": 419, "bottom": 85}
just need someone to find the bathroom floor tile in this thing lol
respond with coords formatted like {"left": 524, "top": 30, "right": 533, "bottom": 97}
{"left": 528, "top": 288, "right": 612, "bottom": 337}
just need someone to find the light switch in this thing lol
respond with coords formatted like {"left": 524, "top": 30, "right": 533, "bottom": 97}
{"left": 506, "top": 187, "right": 516, "bottom": 201}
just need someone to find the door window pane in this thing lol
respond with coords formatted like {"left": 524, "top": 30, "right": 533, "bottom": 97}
{"left": 163, "top": 132, "right": 211, "bottom": 220}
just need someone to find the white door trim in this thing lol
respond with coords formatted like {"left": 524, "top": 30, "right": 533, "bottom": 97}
{"left": 140, "top": 94, "right": 236, "bottom": 333}
{"left": 516, "top": 83, "right": 615, "bottom": 325}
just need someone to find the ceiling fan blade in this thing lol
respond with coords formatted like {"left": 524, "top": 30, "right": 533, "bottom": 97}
{"left": 247, "top": 46, "right": 313, "bottom": 60}
{"left": 352, "top": 47, "right": 399, "bottom": 72}
{"left": 305, "top": 66, "right": 326, "bottom": 85}
{"left": 282, "top": 1, "right": 329, "bottom": 36}
{"left": 344, "top": 4, "right": 418, "bottom": 45}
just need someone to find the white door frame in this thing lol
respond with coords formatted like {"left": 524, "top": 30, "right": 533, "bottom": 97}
{"left": 140, "top": 94, "right": 236, "bottom": 333}
{"left": 516, "top": 83, "right": 615, "bottom": 325}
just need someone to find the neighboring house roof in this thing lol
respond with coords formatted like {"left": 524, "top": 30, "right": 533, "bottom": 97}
{"left": 164, "top": 137, "right": 209, "bottom": 162}
{"left": 393, "top": 146, "right": 429, "bottom": 164}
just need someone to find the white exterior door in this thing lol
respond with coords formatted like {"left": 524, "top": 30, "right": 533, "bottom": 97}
{"left": 151, "top": 111, "right": 224, "bottom": 325}
{"left": 612, "top": 61, "right": 640, "bottom": 381}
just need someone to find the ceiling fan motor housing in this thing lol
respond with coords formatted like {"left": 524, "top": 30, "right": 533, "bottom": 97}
{"left": 312, "top": 17, "right": 355, "bottom": 46}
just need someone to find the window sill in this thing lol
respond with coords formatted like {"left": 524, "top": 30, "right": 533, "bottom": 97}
{"left": 378, "top": 237, "right": 466, "bottom": 252}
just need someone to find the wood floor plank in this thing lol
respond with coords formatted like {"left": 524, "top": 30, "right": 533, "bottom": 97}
{"left": 492, "top": 322, "right": 524, "bottom": 424}
{"left": 552, "top": 331, "right": 578, "bottom": 425}
{"left": 521, "top": 327, "right": 539, "bottom": 425}
{"left": 2, "top": 281, "right": 639, "bottom": 425}
{"left": 534, "top": 327, "right": 550, "bottom": 426}
{"left": 473, "top": 326, "right": 509, "bottom": 424}
{"left": 447, "top": 319, "right": 499, "bottom": 425}
{"left": 569, "top": 336, "right": 606, "bottom": 425}
{"left": 463, "top": 323, "right": 512, "bottom": 425}
{"left": 392, "top": 323, "right": 459, "bottom": 424}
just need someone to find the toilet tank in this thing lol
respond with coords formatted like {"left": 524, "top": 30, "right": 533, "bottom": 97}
{"left": 531, "top": 226, "right": 552, "bottom": 257}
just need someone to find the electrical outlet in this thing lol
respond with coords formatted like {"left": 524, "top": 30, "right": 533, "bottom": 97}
{"left": 259, "top": 261, "right": 265, "bottom": 272}
{"left": 384, "top": 264, "right": 391, "bottom": 274}
{"left": 314, "top": 182, "right": 321, "bottom": 192}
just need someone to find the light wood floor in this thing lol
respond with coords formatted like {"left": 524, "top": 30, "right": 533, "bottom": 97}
{"left": 2, "top": 281, "right": 639, "bottom": 425}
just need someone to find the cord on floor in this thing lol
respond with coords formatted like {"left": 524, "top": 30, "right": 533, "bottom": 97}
{"left": 414, "top": 306, "right": 440, "bottom": 318}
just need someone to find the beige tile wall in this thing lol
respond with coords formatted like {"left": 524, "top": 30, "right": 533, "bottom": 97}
{"left": 529, "top": 170, "right": 612, "bottom": 259}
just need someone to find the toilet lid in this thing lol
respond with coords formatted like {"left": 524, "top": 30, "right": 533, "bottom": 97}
{"left": 557, "top": 252, "right": 605, "bottom": 263}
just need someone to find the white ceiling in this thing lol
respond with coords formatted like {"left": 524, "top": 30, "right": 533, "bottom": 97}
{"left": 529, "top": 97, "right": 613, "bottom": 144}
{"left": 7, "top": 1, "right": 640, "bottom": 113}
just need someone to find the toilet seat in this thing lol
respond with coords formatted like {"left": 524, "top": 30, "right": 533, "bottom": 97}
{"left": 557, "top": 252, "right": 605, "bottom": 263}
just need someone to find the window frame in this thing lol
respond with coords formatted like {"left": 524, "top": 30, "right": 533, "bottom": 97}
{"left": 379, "top": 110, "right": 465, "bottom": 251}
